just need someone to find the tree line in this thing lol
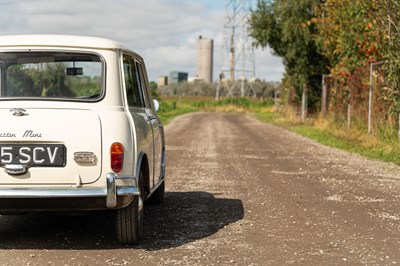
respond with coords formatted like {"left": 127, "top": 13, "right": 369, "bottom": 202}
{"left": 156, "top": 80, "right": 280, "bottom": 100}
{"left": 249, "top": 0, "right": 400, "bottom": 121}
{"left": 7, "top": 63, "right": 101, "bottom": 98}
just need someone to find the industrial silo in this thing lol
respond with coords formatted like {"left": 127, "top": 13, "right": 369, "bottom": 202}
{"left": 196, "top": 36, "right": 214, "bottom": 84}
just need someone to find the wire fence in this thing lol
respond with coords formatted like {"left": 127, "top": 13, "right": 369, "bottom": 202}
{"left": 321, "top": 62, "right": 400, "bottom": 137}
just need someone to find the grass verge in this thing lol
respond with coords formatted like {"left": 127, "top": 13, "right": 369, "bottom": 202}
{"left": 255, "top": 110, "right": 400, "bottom": 165}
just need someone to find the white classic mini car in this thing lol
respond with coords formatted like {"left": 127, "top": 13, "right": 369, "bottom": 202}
{"left": 0, "top": 35, "right": 165, "bottom": 245}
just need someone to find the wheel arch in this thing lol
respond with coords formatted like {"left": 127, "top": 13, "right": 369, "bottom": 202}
{"left": 136, "top": 152, "right": 150, "bottom": 196}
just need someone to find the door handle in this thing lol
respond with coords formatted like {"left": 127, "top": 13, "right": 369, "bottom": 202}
{"left": 146, "top": 115, "right": 156, "bottom": 122}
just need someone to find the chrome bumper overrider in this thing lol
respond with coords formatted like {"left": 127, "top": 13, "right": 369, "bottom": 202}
{"left": 106, "top": 173, "right": 140, "bottom": 208}
{"left": 0, "top": 173, "right": 139, "bottom": 209}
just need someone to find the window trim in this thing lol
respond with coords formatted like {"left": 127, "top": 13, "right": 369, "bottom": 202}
{"left": 0, "top": 49, "right": 106, "bottom": 103}
{"left": 122, "top": 53, "right": 145, "bottom": 108}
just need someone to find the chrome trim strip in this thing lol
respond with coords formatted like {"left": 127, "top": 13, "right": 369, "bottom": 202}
{"left": 0, "top": 173, "right": 140, "bottom": 209}
{"left": 0, "top": 187, "right": 106, "bottom": 198}
{"left": 117, "top": 186, "right": 139, "bottom": 196}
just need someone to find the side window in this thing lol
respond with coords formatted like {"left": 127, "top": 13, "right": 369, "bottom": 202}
{"left": 136, "top": 61, "right": 152, "bottom": 109}
{"left": 123, "top": 55, "right": 143, "bottom": 107}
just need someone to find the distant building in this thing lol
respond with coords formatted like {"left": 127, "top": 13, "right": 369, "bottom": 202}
{"left": 196, "top": 35, "right": 214, "bottom": 84}
{"left": 188, "top": 76, "right": 204, "bottom": 83}
{"left": 157, "top": 76, "right": 168, "bottom": 87}
{"left": 169, "top": 71, "right": 188, "bottom": 84}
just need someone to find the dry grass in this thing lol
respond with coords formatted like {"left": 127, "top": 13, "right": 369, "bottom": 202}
{"left": 288, "top": 113, "right": 400, "bottom": 164}
{"left": 214, "top": 105, "right": 248, "bottom": 113}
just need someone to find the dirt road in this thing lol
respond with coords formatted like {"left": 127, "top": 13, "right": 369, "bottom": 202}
{"left": 1, "top": 112, "right": 400, "bottom": 265}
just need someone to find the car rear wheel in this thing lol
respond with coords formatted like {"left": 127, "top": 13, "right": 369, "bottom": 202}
{"left": 115, "top": 171, "right": 144, "bottom": 245}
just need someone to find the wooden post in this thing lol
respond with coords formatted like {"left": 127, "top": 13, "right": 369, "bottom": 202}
{"left": 321, "top": 75, "right": 328, "bottom": 117}
{"left": 368, "top": 61, "right": 384, "bottom": 133}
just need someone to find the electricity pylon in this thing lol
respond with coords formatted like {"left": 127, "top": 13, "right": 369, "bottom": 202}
{"left": 217, "top": 0, "right": 256, "bottom": 99}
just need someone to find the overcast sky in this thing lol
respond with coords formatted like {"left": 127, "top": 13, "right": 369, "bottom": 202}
{"left": 0, "top": 0, "right": 284, "bottom": 82}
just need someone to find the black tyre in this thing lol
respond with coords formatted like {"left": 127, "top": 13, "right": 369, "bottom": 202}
{"left": 115, "top": 172, "right": 144, "bottom": 245}
{"left": 148, "top": 180, "right": 165, "bottom": 204}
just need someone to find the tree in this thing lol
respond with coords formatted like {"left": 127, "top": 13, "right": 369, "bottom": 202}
{"left": 315, "top": 0, "right": 382, "bottom": 77}
{"left": 374, "top": 0, "right": 400, "bottom": 113}
{"left": 312, "top": 0, "right": 383, "bottom": 119}
{"left": 249, "top": 0, "right": 329, "bottom": 112}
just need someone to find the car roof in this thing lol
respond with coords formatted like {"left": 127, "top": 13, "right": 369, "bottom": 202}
{"left": 0, "top": 35, "right": 128, "bottom": 51}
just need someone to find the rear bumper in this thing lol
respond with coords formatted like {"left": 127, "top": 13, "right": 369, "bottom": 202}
{"left": 0, "top": 173, "right": 139, "bottom": 212}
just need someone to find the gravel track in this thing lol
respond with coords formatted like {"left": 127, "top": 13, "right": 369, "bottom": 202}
{"left": 0, "top": 112, "right": 400, "bottom": 265}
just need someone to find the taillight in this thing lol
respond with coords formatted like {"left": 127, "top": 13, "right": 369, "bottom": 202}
{"left": 110, "top": 142, "right": 124, "bottom": 172}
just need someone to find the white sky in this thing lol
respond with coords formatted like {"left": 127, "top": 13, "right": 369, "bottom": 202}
{"left": 0, "top": 0, "right": 284, "bottom": 82}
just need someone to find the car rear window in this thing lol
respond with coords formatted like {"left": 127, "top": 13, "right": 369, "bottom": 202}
{"left": 0, "top": 51, "right": 103, "bottom": 101}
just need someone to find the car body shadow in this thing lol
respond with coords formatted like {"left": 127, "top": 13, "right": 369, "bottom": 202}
{"left": 0, "top": 191, "right": 244, "bottom": 250}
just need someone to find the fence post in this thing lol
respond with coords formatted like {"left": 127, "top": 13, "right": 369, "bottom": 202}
{"left": 301, "top": 84, "right": 307, "bottom": 122}
{"left": 368, "top": 61, "right": 384, "bottom": 134}
{"left": 216, "top": 83, "right": 220, "bottom": 101}
{"left": 398, "top": 113, "right": 400, "bottom": 141}
{"left": 368, "top": 62, "right": 373, "bottom": 133}
{"left": 347, "top": 101, "right": 351, "bottom": 129}
{"left": 274, "top": 90, "right": 280, "bottom": 106}
{"left": 347, "top": 87, "right": 351, "bottom": 129}
{"left": 321, "top": 75, "right": 328, "bottom": 117}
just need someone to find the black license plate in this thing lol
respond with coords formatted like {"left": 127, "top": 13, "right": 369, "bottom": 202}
{"left": 0, "top": 144, "right": 66, "bottom": 167}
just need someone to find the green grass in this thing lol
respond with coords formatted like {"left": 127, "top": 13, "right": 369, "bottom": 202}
{"left": 158, "top": 96, "right": 274, "bottom": 124}
{"left": 157, "top": 97, "right": 199, "bottom": 124}
{"left": 256, "top": 111, "right": 400, "bottom": 165}
{"left": 300, "top": 126, "right": 400, "bottom": 165}
{"left": 157, "top": 96, "right": 400, "bottom": 166}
